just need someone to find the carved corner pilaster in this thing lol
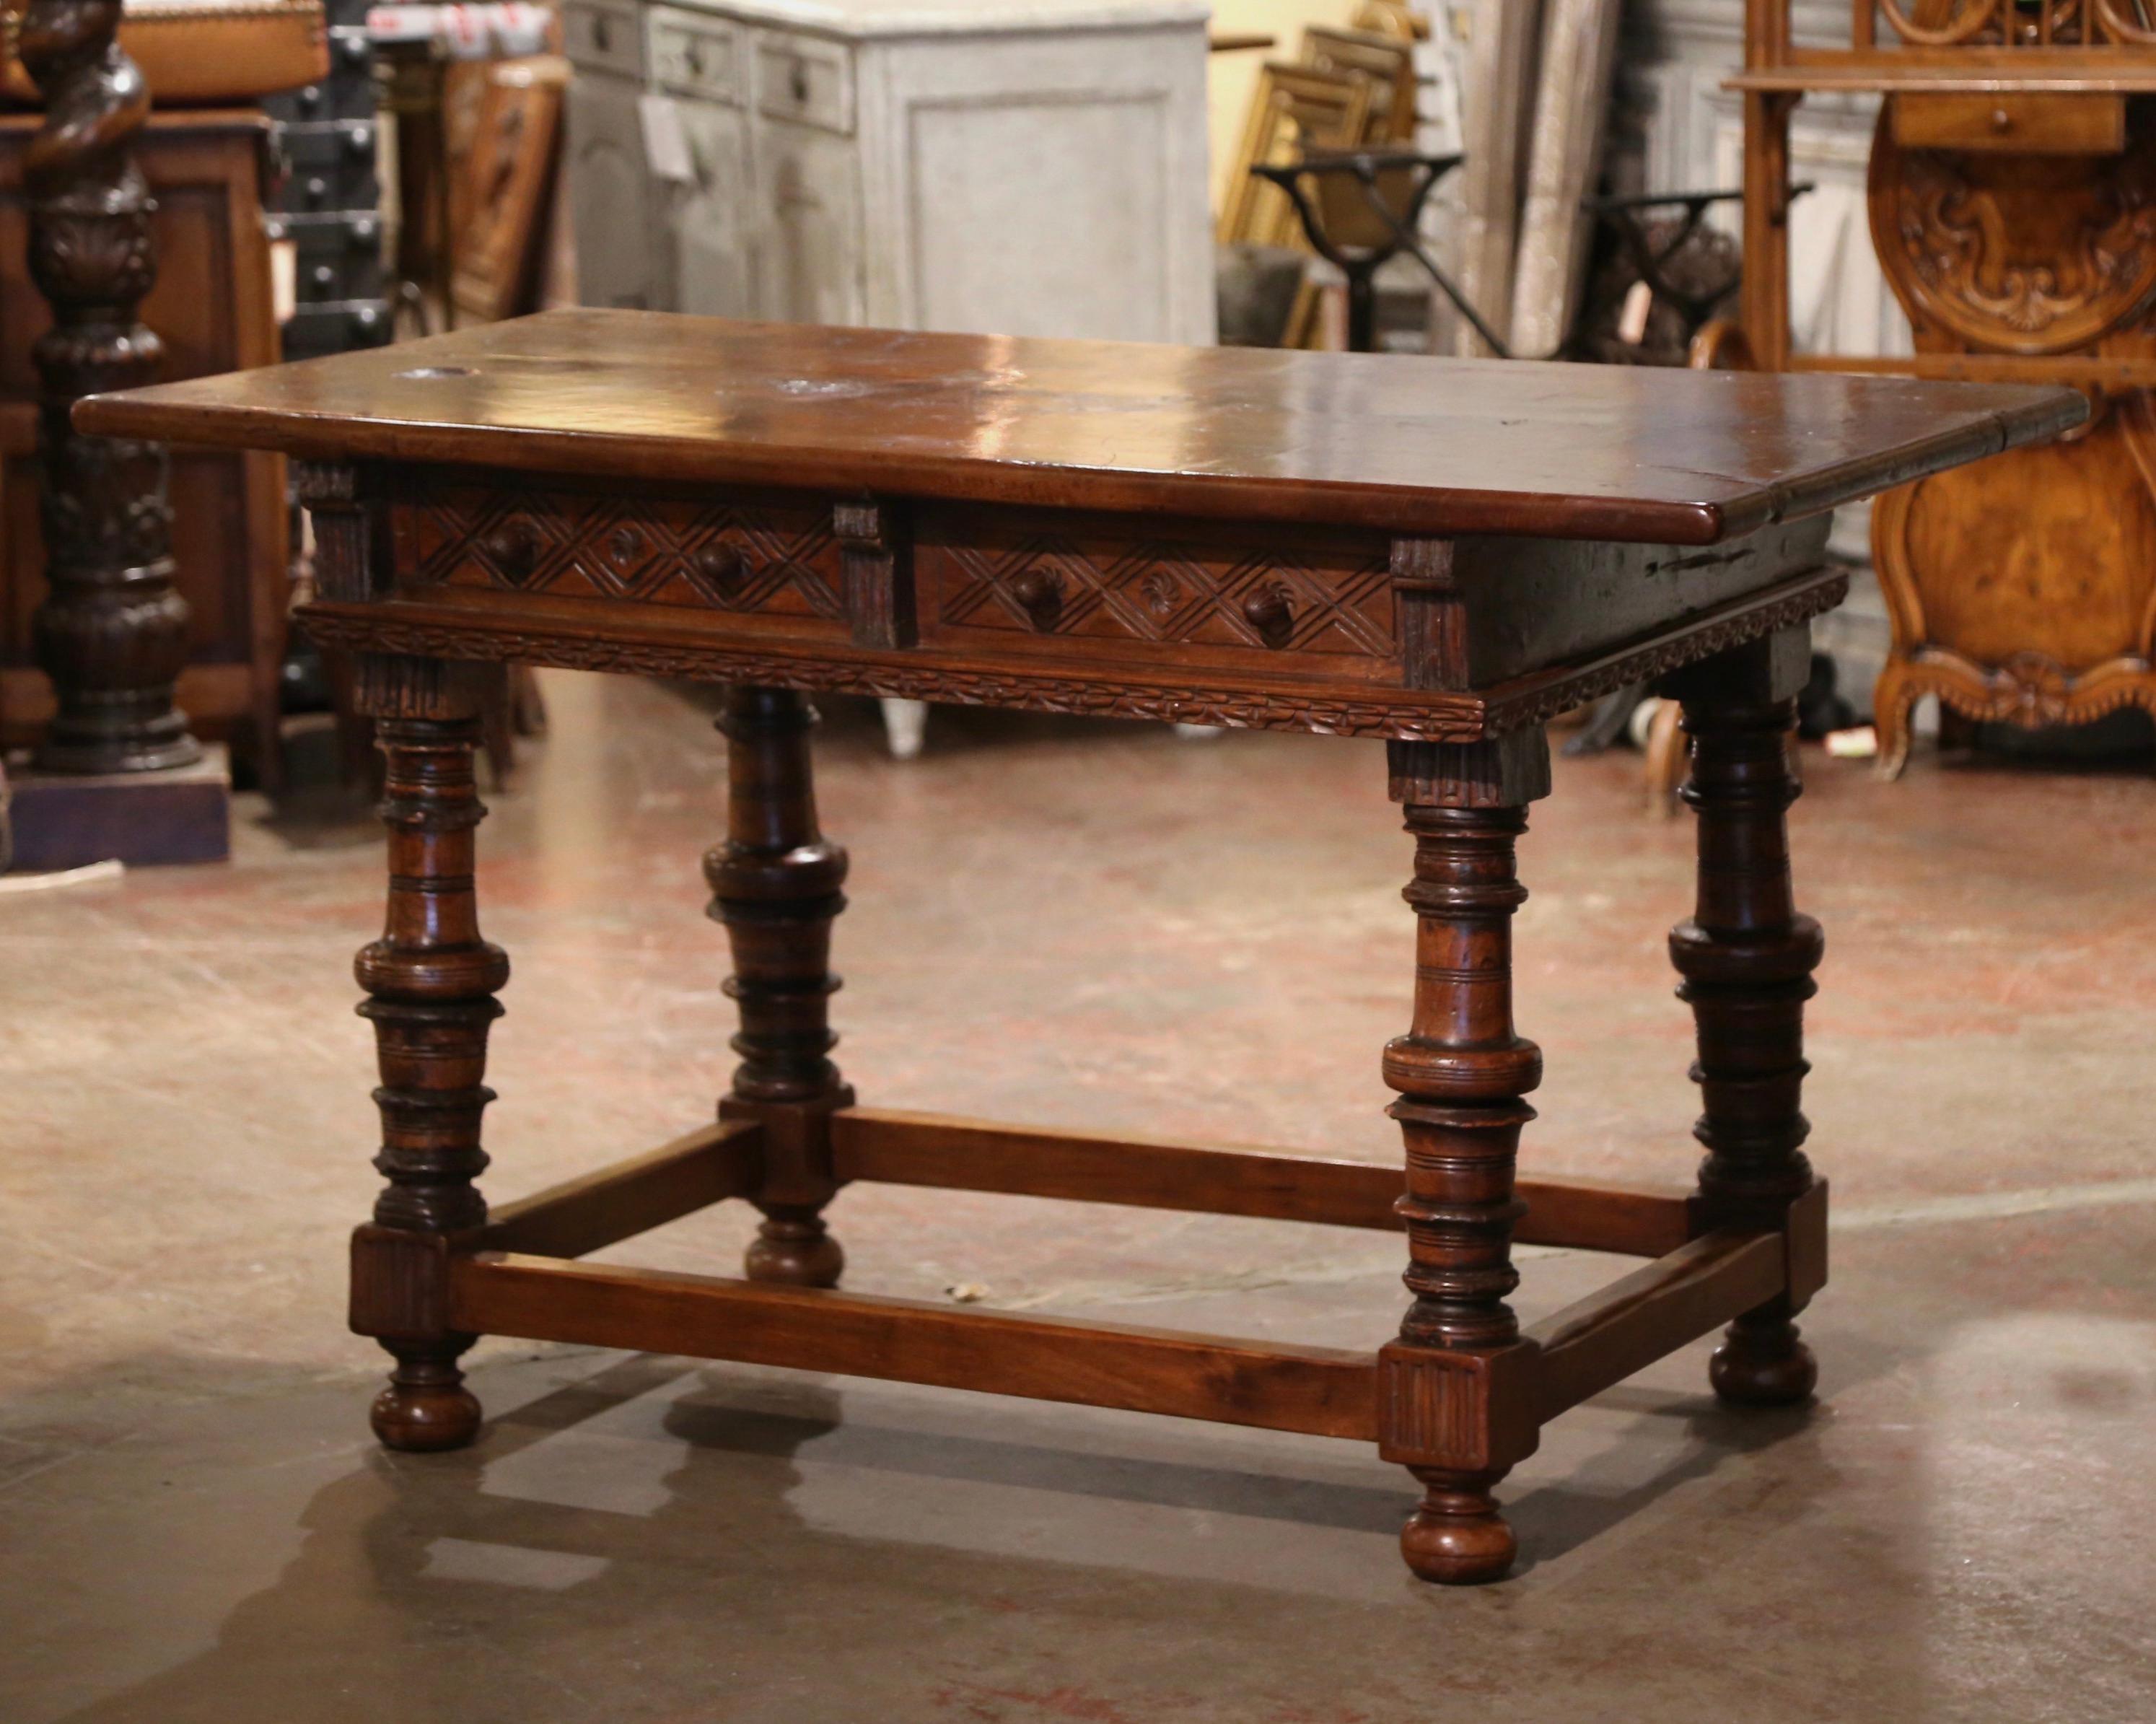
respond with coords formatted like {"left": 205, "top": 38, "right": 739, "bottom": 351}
{"left": 836, "top": 497, "right": 916, "bottom": 649}
{"left": 297, "top": 460, "right": 393, "bottom": 605}
{"left": 1390, "top": 536, "right": 1465, "bottom": 692}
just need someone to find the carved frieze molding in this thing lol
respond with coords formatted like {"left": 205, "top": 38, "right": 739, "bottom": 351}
{"left": 296, "top": 567, "right": 1847, "bottom": 743}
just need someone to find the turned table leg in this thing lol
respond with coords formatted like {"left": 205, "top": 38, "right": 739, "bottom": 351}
{"left": 346, "top": 655, "right": 508, "bottom": 1450}
{"left": 706, "top": 686, "right": 854, "bottom": 1287}
{"left": 1665, "top": 629, "right": 1823, "bottom": 1405}
{"left": 1377, "top": 732, "right": 1551, "bottom": 1584}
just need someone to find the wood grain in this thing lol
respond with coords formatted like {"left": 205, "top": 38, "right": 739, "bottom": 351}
{"left": 452, "top": 1253, "right": 1380, "bottom": 1440}
{"left": 1527, "top": 1229, "right": 1786, "bottom": 1419}
{"left": 480, "top": 1121, "right": 762, "bottom": 1259}
{"left": 828, "top": 1107, "right": 1697, "bottom": 1256}
{"left": 74, "top": 307, "right": 2085, "bottom": 546}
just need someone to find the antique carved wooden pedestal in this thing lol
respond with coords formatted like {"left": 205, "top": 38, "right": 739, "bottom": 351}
{"left": 78, "top": 311, "right": 2080, "bottom": 1582}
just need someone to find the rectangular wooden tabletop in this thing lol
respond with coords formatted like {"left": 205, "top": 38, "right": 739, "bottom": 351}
{"left": 76, "top": 309, "right": 2086, "bottom": 547}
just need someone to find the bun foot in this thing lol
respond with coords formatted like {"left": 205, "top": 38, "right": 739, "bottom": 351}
{"left": 1401, "top": 1471, "right": 1516, "bottom": 1585}
{"left": 1710, "top": 1314, "right": 1818, "bottom": 1407}
{"left": 371, "top": 1346, "right": 482, "bottom": 1452}
{"left": 746, "top": 1211, "right": 844, "bottom": 1288}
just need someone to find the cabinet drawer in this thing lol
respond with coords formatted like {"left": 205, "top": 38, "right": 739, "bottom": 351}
{"left": 916, "top": 505, "right": 1398, "bottom": 678}
{"left": 1893, "top": 92, "right": 2125, "bottom": 155}
{"left": 650, "top": 8, "right": 745, "bottom": 102}
{"left": 754, "top": 31, "right": 853, "bottom": 134}
{"left": 564, "top": 0, "right": 643, "bottom": 78}
{"left": 393, "top": 476, "right": 851, "bottom": 642}
{"left": 279, "top": 119, "right": 380, "bottom": 207}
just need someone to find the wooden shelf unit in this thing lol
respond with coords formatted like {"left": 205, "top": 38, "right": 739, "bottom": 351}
{"left": 1730, "top": 0, "right": 2156, "bottom": 774}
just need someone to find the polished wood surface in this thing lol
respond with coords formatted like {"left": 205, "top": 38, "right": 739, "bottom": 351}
{"left": 1377, "top": 730, "right": 1548, "bottom": 1584}
{"left": 708, "top": 684, "right": 853, "bottom": 1288}
{"left": 1665, "top": 630, "right": 1824, "bottom": 1406}
{"left": 453, "top": 1253, "right": 1381, "bottom": 1442}
{"left": 479, "top": 1120, "right": 761, "bottom": 1259}
{"left": 110, "top": 310, "right": 2079, "bottom": 1585}
{"left": 828, "top": 1107, "right": 1699, "bottom": 1258}
{"left": 76, "top": 307, "right": 2085, "bottom": 545}
{"left": 344, "top": 652, "right": 507, "bottom": 1453}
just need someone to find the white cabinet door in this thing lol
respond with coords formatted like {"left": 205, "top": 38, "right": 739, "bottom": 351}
{"left": 858, "top": 29, "right": 1215, "bottom": 345}
{"left": 565, "top": 74, "right": 662, "bottom": 309}
{"left": 669, "top": 100, "right": 758, "bottom": 318}
{"left": 751, "top": 118, "right": 863, "bottom": 325}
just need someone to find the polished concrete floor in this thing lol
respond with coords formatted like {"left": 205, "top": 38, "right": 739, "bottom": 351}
{"left": 4, "top": 673, "right": 2155, "bottom": 1723}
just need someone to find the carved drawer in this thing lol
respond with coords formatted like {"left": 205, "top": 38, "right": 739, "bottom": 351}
{"left": 914, "top": 504, "right": 1401, "bottom": 681}
{"left": 390, "top": 474, "right": 849, "bottom": 639}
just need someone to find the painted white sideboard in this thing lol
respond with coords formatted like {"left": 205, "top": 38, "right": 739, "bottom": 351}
{"left": 562, "top": 0, "right": 1217, "bottom": 345}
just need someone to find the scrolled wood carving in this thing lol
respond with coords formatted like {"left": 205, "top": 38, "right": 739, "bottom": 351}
{"left": 1877, "top": 0, "right": 2156, "bottom": 48}
{"left": 1877, "top": 0, "right": 2003, "bottom": 47}
{"left": 1870, "top": 398, "right": 2156, "bottom": 777}
{"left": 1870, "top": 115, "right": 2156, "bottom": 354}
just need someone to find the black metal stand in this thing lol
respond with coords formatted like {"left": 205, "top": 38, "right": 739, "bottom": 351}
{"left": 1251, "top": 149, "right": 1499, "bottom": 356}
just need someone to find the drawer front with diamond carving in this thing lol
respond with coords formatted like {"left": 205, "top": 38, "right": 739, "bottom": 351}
{"left": 916, "top": 504, "right": 1400, "bottom": 679}
{"left": 390, "top": 473, "right": 848, "bottom": 640}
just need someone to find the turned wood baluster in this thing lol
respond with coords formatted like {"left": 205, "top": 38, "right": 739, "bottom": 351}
{"left": 351, "top": 657, "right": 508, "bottom": 1450}
{"left": 21, "top": 0, "right": 200, "bottom": 773}
{"left": 1666, "top": 629, "right": 1822, "bottom": 1405}
{"left": 706, "top": 686, "right": 853, "bottom": 1287}
{"left": 1380, "top": 732, "right": 1549, "bottom": 1585}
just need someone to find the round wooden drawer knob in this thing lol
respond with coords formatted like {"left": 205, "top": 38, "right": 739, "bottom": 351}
{"left": 696, "top": 543, "right": 746, "bottom": 588}
{"left": 1243, "top": 583, "right": 1294, "bottom": 646}
{"left": 483, "top": 520, "right": 538, "bottom": 579}
{"left": 1010, "top": 566, "right": 1063, "bottom": 627}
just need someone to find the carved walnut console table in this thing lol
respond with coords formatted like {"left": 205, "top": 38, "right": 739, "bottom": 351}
{"left": 78, "top": 310, "right": 2080, "bottom": 1583}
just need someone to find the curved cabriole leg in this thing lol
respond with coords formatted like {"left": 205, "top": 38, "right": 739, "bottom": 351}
{"left": 1872, "top": 659, "right": 1917, "bottom": 782}
{"left": 705, "top": 687, "right": 853, "bottom": 1287}
{"left": 1379, "top": 733, "right": 1550, "bottom": 1585}
{"left": 1667, "top": 631, "right": 1822, "bottom": 1407}
{"left": 351, "top": 657, "right": 507, "bottom": 1451}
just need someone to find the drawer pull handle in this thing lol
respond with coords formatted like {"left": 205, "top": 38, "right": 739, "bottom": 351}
{"left": 1243, "top": 582, "right": 1294, "bottom": 646}
{"left": 695, "top": 543, "right": 747, "bottom": 588}
{"left": 483, "top": 520, "right": 539, "bottom": 580}
{"left": 685, "top": 40, "right": 704, "bottom": 76}
{"left": 789, "top": 60, "right": 810, "bottom": 103}
{"left": 592, "top": 14, "right": 612, "bottom": 51}
{"left": 1010, "top": 566, "right": 1063, "bottom": 628}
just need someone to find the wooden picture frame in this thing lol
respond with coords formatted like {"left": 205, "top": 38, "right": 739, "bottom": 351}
{"left": 449, "top": 56, "right": 567, "bottom": 324}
